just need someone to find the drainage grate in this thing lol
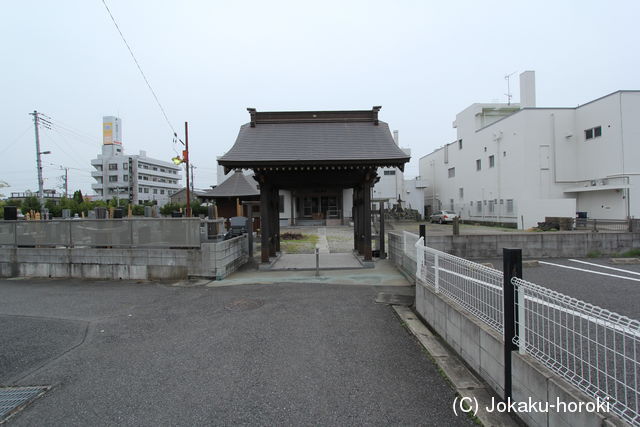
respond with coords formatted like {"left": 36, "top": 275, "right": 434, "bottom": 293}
{"left": 224, "top": 298, "right": 264, "bottom": 312}
{"left": 0, "top": 386, "right": 49, "bottom": 422}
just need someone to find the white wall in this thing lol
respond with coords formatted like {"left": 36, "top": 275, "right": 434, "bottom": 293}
{"left": 420, "top": 87, "right": 640, "bottom": 228}
{"left": 518, "top": 198, "right": 576, "bottom": 229}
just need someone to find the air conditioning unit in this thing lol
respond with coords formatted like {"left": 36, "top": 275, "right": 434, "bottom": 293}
{"left": 590, "top": 180, "right": 597, "bottom": 186}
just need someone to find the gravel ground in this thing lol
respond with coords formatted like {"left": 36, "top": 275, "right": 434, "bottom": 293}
{"left": 1, "top": 278, "right": 472, "bottom": 426}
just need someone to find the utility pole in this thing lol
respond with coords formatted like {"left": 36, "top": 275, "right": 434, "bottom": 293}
{"left": 59, "top": 166, "right": 69, "bottom": 198}
{"left": 190, "top": 164, "right": 196, "bottom": 195}
{"left": 30, "top": 110, "right": 45, "bottom": 209}
{"left": 64, "top": 167, "right": 68, "bottom": 198}
{"left": 185, "top": 121, "right": 191, "bottom": 217}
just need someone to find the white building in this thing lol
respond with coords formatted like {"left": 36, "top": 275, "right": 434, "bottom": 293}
{"left": 419, "top": 72, "right": 640, "bottom": 229}
{"left": 372, "top": 131, "right": 426, "bottom": 218}
{"left": 91, "top": 116, "right": 182, "bottom": 206}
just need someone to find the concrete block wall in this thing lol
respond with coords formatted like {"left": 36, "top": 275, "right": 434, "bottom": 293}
{"left": 201, "top": 235, "right": 248, "bottom": 280}
{"left": 424, "top": 232, "right": 640, "bottom": 258}
{"left": 416, "top": 282, "right": 505, "bottom": 398}
{"left": 415, "top": 282, "right": 629, "bottom": 426}
{"left": 0, "top": 237, "right": 248, "bottom": 281}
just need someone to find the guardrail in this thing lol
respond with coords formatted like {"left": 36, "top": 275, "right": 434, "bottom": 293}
{"left": 0, "top": 218, "right": 224, "bottom": 248}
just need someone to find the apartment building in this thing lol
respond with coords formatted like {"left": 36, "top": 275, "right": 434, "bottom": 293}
{"left": 91, "top": 116, "right": 182, "bottom": 206}
{"left": 419, "top": 72, "right": 639, "bottom": 229}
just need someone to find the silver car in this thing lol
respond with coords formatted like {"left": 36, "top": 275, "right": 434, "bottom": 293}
{"left": 429, "top": 210, "right": 459, "bottom": 224}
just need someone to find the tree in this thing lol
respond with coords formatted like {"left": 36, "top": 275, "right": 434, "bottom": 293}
{"left": 72, "top": 190, "right": 84, "bottom": 204}
{"left": 22, "top": 196, "right": 41, "bottom": 214}
{"left": 45, "top": 199, "right": 62, "bottom": 217}
{"left": 160, "top": 202, "right": 182, "bottom": 216}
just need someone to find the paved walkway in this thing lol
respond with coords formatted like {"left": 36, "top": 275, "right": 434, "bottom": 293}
{"left": 316, "top": 227, "right": 330, "bottom": 253}
{"left": 0, "top": 278, "right": 471, "bottom": 426}
{"left": 221, "top": 259, "right": 410, "bottom": 287}
{"left": 271, "top": 253, "right": 362, "bottom": 270}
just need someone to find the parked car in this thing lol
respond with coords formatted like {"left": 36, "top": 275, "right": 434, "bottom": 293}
{"left": 430, "top": 210, "right": 459, "bottom": 224}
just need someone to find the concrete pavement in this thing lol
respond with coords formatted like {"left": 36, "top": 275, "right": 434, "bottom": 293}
{"left": 1, "top": 278, "right": 472, "bottom": 426}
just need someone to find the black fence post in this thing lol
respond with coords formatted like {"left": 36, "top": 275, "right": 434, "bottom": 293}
{"left": 503, "top": 248, "right": 522, "bottom": 400}
{"left": 419, "top": 224, "right": 426, "bottom": 245}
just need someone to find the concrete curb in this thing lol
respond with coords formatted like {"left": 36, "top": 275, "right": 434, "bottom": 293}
{"left": 393, "top": 305, "right": 518, "bottom": 427}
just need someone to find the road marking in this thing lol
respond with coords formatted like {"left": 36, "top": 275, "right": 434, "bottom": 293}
{"left": 538, "top": 261, "right": 640, "bottom": 282}
{"left": 568, "top": 259, "right": 640, "bottom": 276}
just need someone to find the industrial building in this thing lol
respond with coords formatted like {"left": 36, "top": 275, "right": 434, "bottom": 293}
{"left": 419, "top": 72, "right": 639, "bottom": 229}
{"left": 90, "top": 116, "right": 182, "bottom": 206}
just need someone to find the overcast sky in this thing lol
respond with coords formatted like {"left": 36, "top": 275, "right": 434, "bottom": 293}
{"left": 2, "top": 0, "right": 639, "bottom": 197}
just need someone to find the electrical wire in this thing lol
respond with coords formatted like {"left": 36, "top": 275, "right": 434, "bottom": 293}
{"left": 0, "top": 125, "right": 32, "bottom": 157}
{"left": 101, "top": 0, "right": 177, "bottom": 136}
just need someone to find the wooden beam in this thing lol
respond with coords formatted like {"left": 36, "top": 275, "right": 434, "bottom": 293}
{"left": 362, "top": 179, "right": 372, "bottom": 261}
{"left": 259, "top": 177, "right": 270, "bottom": 263}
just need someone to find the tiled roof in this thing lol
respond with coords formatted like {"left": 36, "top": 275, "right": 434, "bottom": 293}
{"left": 204, "top": 170, "right": 258, "bottom": 198}
{"left": 218, "top": 109, "right": 409, "bottom": 169}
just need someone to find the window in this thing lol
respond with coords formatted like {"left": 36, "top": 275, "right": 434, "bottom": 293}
{"left": 458, "top": 139, "right": 463, "bottom": 150}
{"left": 139, "top": 187, "right": 143, "bottom": 193}
{"left": 153, "top": 189, "right": 157, "bottom": 194}
{"left": 123, "top": 175, "right": 128, "bottom": 182}
{"left": 444, "top": 145, "right": 449, "bottom": 164}
{"left": 108, "top": 175, "right": 118, "bottom": 182}
{"left": 476, "top": 201, "right": 482, "bottom": 213}
{"left": 383, "top": 170, "right": 396, "bottom": 175}
{"left": 152, "top": 167, "right": 157, "bottom": 171}
{"left": 488, "top": 200, "right": 495, "bottom": 213}
{"left": 95, "top": 177, "right": 103, "bottom": 183}
{"left": 123, "top": 163, "right": 128, "bottom": 169}
{"left": 448, "top": 167, "right": 455, "bottom": 178}
{"left": 143, "top": 188, "right": 149, "bottom": 193}
{"left": 279, "top": 195, "right": 285, "bottom": 213}
{"left": 108, "top": 163, "right": 118, "bottom": 170}
{"left": 160, "top": 189, "right": 165, "bottom": 195}
{"left": 476, "top": 159, "right": 482, "bottom": 171}
{"left": 506, "top": 199, "right": 514, "bottom": 213}
{"left": 503, "top": 151, "right": 507, "bottom": 157}
{"left": 160, "top": 168, "right": 165, "bottom": 172}
{"left": 459, "top": 187, "right": 464, "bottom": 199}
{"left": 95, "top": 165, "right": 103, "bottom": 171}
{"left": 489, "top": 155, "right": 495, "bottom": 168}
{"left": 585, "top": 126, "right": 602, "bottom": 140}
{"left": 594, "top": 126, "right": 602, "bottom": 137}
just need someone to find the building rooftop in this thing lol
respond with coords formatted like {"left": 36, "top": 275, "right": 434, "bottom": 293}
{"left": 218, "top": 107, "right": 410, "bottom": 172}
{"left": 204, "top": 170, "right": 259, "bottom": 198}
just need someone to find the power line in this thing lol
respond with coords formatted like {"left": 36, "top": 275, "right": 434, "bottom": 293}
{"left": 0, "top": 125, "right": 32, "bottom": 157}
{"left": 101, "top": 0, "right": 177, "bottom": 136}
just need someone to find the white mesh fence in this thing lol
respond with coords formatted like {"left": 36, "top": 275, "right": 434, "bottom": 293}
{"left": 403, "top": 231, "right": 419, "bottom": 261}
{"left": 511, "top": 277, "right": 640, "bottom": 425}
{"left": 415, "top": 237, "right": 504, "bottom": 334}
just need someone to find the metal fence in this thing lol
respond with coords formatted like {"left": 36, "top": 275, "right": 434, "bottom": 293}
{"left": 511, "top": 277, "right": 640, "bottom": 425}
{"left": 575, "top": 218, "right": 633, "bottom": 232}
{"left": 415, "top": 237, "right": 504, "bottom": 334}
{"left": 411, "top": 236, "right": 640, "bottom": 425}
{"left": 0, "top": 218, "right": 220, "bottom": 248}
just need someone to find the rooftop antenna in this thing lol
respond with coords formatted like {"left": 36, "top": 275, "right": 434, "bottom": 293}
{"left": 504, "top": 71, "right": 517, "bottom": 105}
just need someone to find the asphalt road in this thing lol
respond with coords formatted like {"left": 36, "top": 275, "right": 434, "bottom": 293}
{"left": 478, "top": 257, "right": 640, "bottom": 320}
{"left": 0, "top": 279, "right": 471, "bottom": 426}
